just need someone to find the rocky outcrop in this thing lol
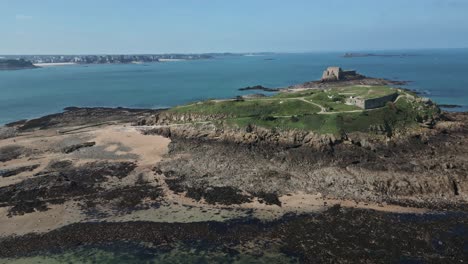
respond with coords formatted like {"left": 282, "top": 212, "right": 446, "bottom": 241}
{"left": 146, "top": 113, "right": 468, "bottom": 208}
{"left": 11, "top": 107, "right": 164, "bottom": 131}
{"left": 138, "top": 111, "right": 231, "bottom": 126}
{"left": 143, "top": 122, "right": 344, "bottom": 149}
{"left": 62, "top": 142, "right": 96, "bottom": 154}
{"left": 1, "top": 207, "right": 466, "bottom": 262}
{"left": 0, "top": 164, "right": 40, "bottom": 178}
{"left": 0, "top": 145, "right": 27, "bottom": 162}
{"left": 141, "top": 118, "right": 430, "bottom": 151}
{"left": 290, "top": 77, "right": 409, "bottom": 89}
{"left": 238, "top": 85, "right": 280, "bottom": 92}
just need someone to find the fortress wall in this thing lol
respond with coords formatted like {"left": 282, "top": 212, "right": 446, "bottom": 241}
{"left": 364, "top": 93, "right": 398, "bottom": 109}
{"left": 346, "top": 97, "right": 366, "bottom": 108}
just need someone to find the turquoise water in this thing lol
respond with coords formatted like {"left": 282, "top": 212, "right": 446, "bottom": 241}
{"left": 1, "top": 49, "right": 468, "bottom": 125}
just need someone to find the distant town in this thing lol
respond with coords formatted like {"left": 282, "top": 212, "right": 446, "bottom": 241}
{"left": 0, "top": 53, "right": 274, "bottom": 66}
{"left": 0, "top": 54, "right": 216, "bottom": 65}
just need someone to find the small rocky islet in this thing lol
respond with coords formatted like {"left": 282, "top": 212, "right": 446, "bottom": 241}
{"left": 0, "top": 68, "right": 467, "bottom": 263}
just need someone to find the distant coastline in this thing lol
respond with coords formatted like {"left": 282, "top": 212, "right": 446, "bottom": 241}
{"left": 343, "top": 53, "right": 418, "bottom": 58}
{"left": 0, "top": 59, "right": 37, "bottom": 70}
{"left": 0, "top": 53, "right": 260, "bottom": 66}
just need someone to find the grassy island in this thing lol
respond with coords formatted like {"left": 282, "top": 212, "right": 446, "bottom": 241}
{"left": 168, "top": 85, "right": 440, "bottom": 135}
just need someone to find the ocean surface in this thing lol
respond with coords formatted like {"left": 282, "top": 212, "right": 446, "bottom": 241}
{"left": 1, "top": 49, "right": 468, "bottom": 125}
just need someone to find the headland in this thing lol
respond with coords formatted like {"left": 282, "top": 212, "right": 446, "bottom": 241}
{"left": 0, "top": 59, "right": 37, "bottom": 70}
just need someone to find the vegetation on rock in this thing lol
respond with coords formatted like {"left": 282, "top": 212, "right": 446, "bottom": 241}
{"left": 165, "top": 85, "right": 440, "bottom": 135}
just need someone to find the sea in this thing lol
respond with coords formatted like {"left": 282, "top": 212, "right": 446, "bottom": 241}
{"left": 1, "top": 49, "right": 468, "bottom": 125}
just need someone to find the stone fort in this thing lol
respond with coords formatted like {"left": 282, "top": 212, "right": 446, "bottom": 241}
{"left": 321, "top": 66, "right": 398, "bottom": 109}
{"left": 346, "top": 93, "right": 398, "bottom": 109}
{"left": 321, "top": 67, "right": 358, "bottom": 81}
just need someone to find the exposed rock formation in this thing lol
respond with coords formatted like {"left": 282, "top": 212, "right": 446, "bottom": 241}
{"left": 143, "top": 112, "right": 468, "bottom": 208}
{"left": 238, "top": 85, "right": 280, "bottom": 92}
{"left": 9, "top": 107, "right": 164, "bottom": 131}
{"left": 62, "top": 142, "right": 96, "bottom": 153}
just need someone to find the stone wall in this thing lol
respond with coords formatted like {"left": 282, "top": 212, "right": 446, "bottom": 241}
{"left": 346, "top": 97, "right": 366, "bottom": 108}
{"left": 364, "top": 93, "right": 398, "bottom": 109}
{"left": 346, "top": 93, "right": 398, "bottom": 109}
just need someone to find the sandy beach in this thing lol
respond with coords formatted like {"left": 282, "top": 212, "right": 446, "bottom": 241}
{"left": 158, "top": 58, "right": 186, "bottom": 62}
{"left": 33, "top": 62, "right": 77, "bottom": 67}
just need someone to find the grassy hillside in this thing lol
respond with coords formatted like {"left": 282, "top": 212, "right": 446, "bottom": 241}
{"left": 169, "top": 98, "right": 321, "bottom": 117}
{"left": 168, "top": 85, "right": 440, "bottom": 135}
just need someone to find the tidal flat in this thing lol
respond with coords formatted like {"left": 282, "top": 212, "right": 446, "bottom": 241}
{"left": 0, "top": 103, "right": 467, "bottom": 263}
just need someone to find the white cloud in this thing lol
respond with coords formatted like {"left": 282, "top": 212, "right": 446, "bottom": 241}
{"left": 15, "top": 14, "right": 33, "bottom": 21}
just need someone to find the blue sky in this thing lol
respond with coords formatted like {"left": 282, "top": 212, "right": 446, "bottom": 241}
{"left": 1, "top": 0, "right": 468, "bottom": 54}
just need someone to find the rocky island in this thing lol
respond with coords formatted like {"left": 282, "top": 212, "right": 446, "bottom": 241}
{"left": 343, "top": 53, "right": 418, "bottom": 58}
{"left": 0, "top": 69, "right": 466, "bottom": 263}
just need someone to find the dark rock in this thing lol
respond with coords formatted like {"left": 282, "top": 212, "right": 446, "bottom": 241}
{"left": 7, "top": 200, "right": 48, "bottom": 217}
{"left": 199, "top": 186, "right": 251, "bottom": 205}
{"left": 0, "top": 161, "right": 137, "bottom": 214}
{"left": 0, "top": 207, "right": 466, "bottom": 262}
{"left": 254, "top": 192, "right": 281, "bottom": 206}
{"left": 4, "top": 119, "right": 27, "bottom": 127}
{"left": 439, "top": 104, "right": 462, "bottom": 109}
{"left": 165, "top": 177, "right": 251, "bottom": 205}
{"left": 62, "top": 142, "right": 96, "bottom": 153}
{"left": 47, "top": 160, "right": 74, "bottom": 171}
{"left": 238, "top": 85, "right": 280, "bottom": 92}
{"left": 0, "top": 164, "right": 40, "bottom": 178}
{"left": 16, "top": 107, "right": 165, "bottom": 131}
{"left": 0, "top": 145, "right": 26, "bottom": 162}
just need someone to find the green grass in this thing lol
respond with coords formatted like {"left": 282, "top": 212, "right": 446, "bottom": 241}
{"left": 224, "top": 97, "right": 439, "bottom": 135}
{"left": 169, "top": 99, "right": 321, "bottom": 117}
{"left": 303, "top": 92, "right": 361, "bottom": 111}
{"left": 336, "top": 97, "right": 439, "bottom": 134}
{"left": 272, "top": 90, "right": 317, "bottom": 98}
{"left": 225, "top": 114, "right": 332, "bottom": 133}
{"left": 333, "top": 85, "right": 396, "bottom": 99}
{"left": 167, "top": 85, "right": 439, "bottom": 135}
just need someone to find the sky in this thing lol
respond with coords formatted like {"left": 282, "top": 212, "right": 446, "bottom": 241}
{"left": 1, "top": 0, "right": 468, "bottom": 54}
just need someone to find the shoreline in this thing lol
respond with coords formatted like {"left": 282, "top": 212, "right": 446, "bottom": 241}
{"left": 158, "top": 58, "right": 187, "bottom": 62}
{"left": 0, "top": 106, "right": 467, "bottom": 262}
{"left": 33, "top": 62, "right": 77, "bottom": 67}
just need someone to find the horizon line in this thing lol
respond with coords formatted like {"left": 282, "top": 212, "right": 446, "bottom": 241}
{"left": 1, "top": 47, "right": 468, "bottom": 57}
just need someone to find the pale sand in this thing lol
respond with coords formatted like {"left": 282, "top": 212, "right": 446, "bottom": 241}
{"left": 102, "top": 192, "right": 427, "bottom": 226}
{"left": 0, "top": 202, "right": 85, "bottom": 236}
{"left": 33, "top": 62, "right": 77, "bottom": 67}
{"left": 0, "top": 123, "right": 427, "bottom": 237}
{"left": 0, "top": 124, "right": 172, "bottom": 236}
{"left": 158, "top": 59, "right": 186, "bottom": 62}
{"left": 91, "top": 125, "right": 170, "bottom": 166}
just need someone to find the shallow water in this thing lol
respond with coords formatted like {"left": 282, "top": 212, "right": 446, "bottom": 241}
{"left": 1, "top": 49, "right": 468, "bottom": 125}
